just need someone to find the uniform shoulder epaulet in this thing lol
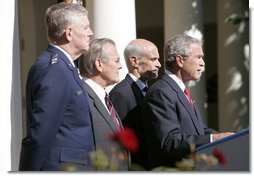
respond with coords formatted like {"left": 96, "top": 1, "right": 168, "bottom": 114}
{"left": 50, "top": 54, "right": 58, "bottom": 64}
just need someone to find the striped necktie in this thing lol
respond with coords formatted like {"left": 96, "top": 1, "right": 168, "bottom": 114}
{"left": 105, "top": 92, "right": 120, "bottom": 129}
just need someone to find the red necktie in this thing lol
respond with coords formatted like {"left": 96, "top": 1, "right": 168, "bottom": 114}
{"left": 105, "top": 93, "right": 121, "bottom": 129}
{"left": 184, "top": 88, "right": 194, "bottom": 108}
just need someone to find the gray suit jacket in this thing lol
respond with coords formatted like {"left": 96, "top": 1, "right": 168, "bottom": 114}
{"left": 83, "top": 82, "right": 129, "bottom": 170}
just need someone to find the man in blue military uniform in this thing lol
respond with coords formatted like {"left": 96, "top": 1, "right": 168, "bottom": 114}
{"left": 19, "top": 2, "right": 95, "bottom": 171}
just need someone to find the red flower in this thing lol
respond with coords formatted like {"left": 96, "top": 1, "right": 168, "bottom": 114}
{"left": 109, "top": 127, "right": 139, "bottom": 153}
{"left": 213, "top": 148, "right": 227, "bottom": 165}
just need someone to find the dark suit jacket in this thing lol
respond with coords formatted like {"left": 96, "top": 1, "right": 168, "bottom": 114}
{"left": 109, "top": 74, "right": 148, "bottom": 170}
{"left": 141, "top": 73, "right": 217, "bottom": 169}
{"left": 83, "top": 82, "right": 129, "bottom": 171}
{"left": 19, "top": 45, "right": 95, "bottom": 171}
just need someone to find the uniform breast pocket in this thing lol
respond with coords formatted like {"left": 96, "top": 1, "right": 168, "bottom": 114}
{"left": 70, "top": 88, "right": 86, "bottom": 111}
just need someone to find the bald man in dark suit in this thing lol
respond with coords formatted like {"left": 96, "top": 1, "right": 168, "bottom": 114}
{"left": 110, "top": 39, "right": 161, "bottom": 170}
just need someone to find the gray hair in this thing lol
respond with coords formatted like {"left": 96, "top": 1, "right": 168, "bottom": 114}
{"left": 79, "top": 38, "right": 116, "bottom": 78}
{"left": 45, "top": 2, "right": 88, "bottom": 42}
{"left": 164, "top": 34, "right": 202, "bottom": 69}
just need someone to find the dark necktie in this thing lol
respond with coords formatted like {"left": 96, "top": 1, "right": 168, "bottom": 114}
{"left": 105, "top": 92, "right": 120, "bottom": 129}
{"left": 142, "top": 86, "right": 148, "bottom": 95}
{"left": 184, "top": 88, "right": 194, "bottom": 108}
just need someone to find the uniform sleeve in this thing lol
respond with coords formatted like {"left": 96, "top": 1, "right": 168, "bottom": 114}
{"left": 22, "top": 63, "right": 71, "bottom": 170}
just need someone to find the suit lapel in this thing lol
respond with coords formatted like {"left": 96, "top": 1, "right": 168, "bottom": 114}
{"left": 125, "top": 74, "right": 144, "bottom": 105}
{"left": 83, "top": 82, "right": 119, "bottom": 131}
{"left": 162, "top": 74, "right": 204, "bottom": 135}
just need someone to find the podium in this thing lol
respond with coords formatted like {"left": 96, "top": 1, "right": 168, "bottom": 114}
{"left": 196, "top": 128, "right": 249, "bottom": 171}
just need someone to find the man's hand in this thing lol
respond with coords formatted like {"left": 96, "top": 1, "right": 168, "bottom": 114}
{"left": 212, "top": 132, "right": 235, "bottom": 141}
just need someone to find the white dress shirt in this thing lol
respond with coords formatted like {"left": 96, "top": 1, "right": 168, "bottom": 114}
{"left": 84, "top": 78, "right": 109, "bottom": 112}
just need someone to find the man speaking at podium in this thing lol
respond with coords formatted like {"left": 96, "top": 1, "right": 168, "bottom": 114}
{"left": 141, "top": 34, "right": 234, "bottom": 170}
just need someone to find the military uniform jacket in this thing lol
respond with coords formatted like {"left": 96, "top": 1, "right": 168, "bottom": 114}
{"left": 19, "top": 45, "right": 95, "bottom": 171}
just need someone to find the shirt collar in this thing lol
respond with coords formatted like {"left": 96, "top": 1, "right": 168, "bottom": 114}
{"left": 128, "top": 73, "right": 147, "bottom": 91}
{"left": 165, "top": 70, "right": 186, "bottom": 92}
{"left": 85, "top": 78, "right": 107, "bottom": 104}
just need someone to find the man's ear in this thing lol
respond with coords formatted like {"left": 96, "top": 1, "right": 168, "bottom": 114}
{"left": 130, "top": 56, "right": 139, "bottom": 67}
{"left": 95, "top": 59, "right": 103, "bottom": 72}
{"left": 175, "top": 55, "right": 184, "bottom": 68}
{"left": 65, "top": 27, "right": 72, "bottom": 42}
